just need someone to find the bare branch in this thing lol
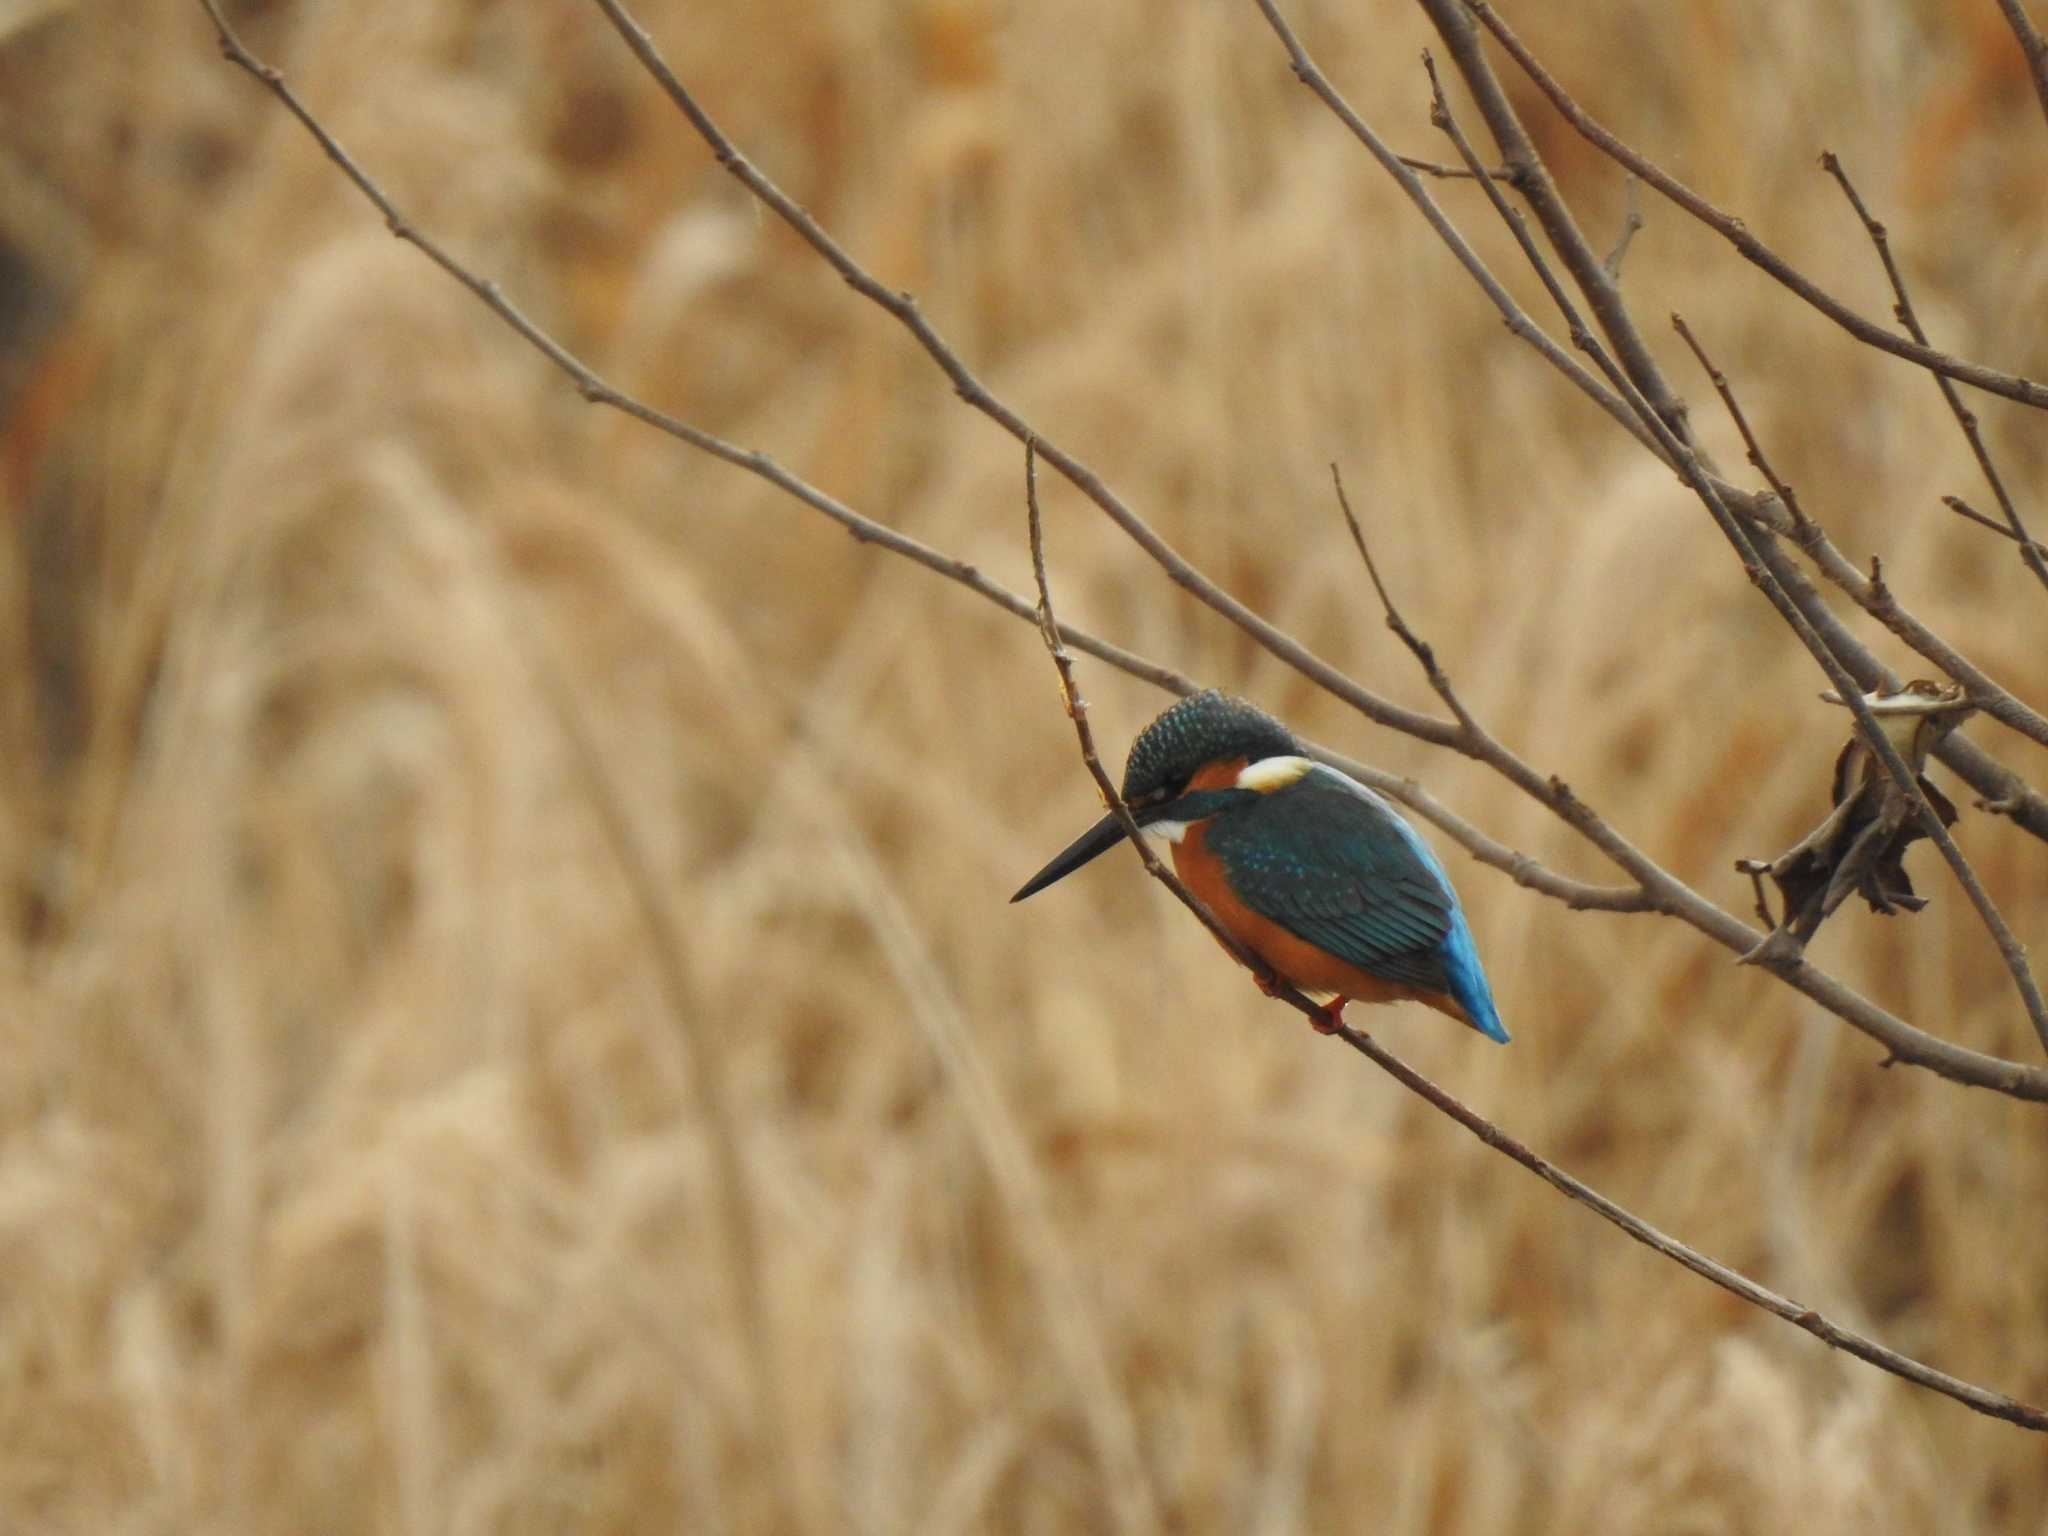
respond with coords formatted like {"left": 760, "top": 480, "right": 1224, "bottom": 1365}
{"left": 1032, "top": 451, "right": 2048, "bottom": 1430}
{"left": 1276, "top": 2, "right": 2048, "bottom": 814}
{"left": 1820, "top": 150, "right": 2048, "bottom": 595}
{"left": 1025, "top": 446, "right": 1319, "bottom": 1017}
{"left": 1463, "top": 0, "right": 2048, "bottom": 411}
{"left": 1641, "top": 314, "right": 2048, "bottom": 1054}
{"left": 194, "top": 3, "right": 1195, "bottom": 702}
{"left": 1994, "top": 0, "right": 2048, "bottom": 132}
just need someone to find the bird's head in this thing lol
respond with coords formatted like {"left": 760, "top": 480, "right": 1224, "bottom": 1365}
{"left": 1011, "top": 690, "right": 1304, "bottom": 902}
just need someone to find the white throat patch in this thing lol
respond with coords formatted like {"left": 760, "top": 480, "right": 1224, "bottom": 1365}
{"left": 1236, "top": 755, "right": 1316, "bottom": 793}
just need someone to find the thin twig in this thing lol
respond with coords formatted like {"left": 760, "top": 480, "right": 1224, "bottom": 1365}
{"left": 1667, "top": 316, "right": 1815, "bottom": 534}
{"left": 1994, "top": 0, "right": 2048, "bottom": 132}
{"left": 1330, "top": 461, "right": 1478, "bottom": 734}
{"left": 1422, "top": 50, "right": 1608, "bottom": 362}
{"left": 1024, "top": 443, "right": 1321, "bottom": 1006}
{"left": 1463, "top": 0, "right": 2048, "bottom": 410}
{"left": 1946, "top": 495, "right": 2048, "bottom": 555}
{"left": 1398, "top": 151, "right": 1515, "bottom": 180}
{"left": 1602, "top": 175, "right": 1644, "bottom": 282}
{"left": 1028, "top": 454, "right": 2048, "bottom": 1435}
{"left": 1820, "top": 150, "right": 2048, "bottom": 595}
{"left": 1737, "top": 860, "right": 1778, "bottom": 930}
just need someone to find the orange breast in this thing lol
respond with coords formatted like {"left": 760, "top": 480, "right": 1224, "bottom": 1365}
{"left": 1170, "top": 819, "right": 1467, "bottom": 1024}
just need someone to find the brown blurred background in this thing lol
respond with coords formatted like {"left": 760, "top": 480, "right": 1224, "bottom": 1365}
{"left": 1, "top": 0, "right": 2045, "bottom": 1530}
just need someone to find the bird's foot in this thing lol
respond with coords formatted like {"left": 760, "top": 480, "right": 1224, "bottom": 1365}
{"left": 1311, "top": 997, "right": 1349, "bottom": 1035}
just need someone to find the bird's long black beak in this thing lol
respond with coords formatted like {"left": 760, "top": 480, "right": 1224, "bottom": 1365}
{"left": 1010, "top": 810, "right": 1130, "bottom": 903}
{"left": 1010, "top": 788, "right": 1254, "bottom": 903}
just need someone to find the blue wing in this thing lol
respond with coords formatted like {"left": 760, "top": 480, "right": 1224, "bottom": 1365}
{"left": 1205, "top": 766, "right": 1508, "bottom": 1041}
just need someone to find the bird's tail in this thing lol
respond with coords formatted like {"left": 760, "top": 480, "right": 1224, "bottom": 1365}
{"left": 1439, "top": 912, "right": 1510, "bottom": 1043}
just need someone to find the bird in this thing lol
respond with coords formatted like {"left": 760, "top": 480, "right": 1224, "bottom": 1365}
{"left": 1011, "top": 690, "right": 1508, "bottom": 1043}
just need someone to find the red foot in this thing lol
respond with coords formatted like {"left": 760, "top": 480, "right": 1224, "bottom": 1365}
{"left": 1312, "top": 997, "right": 1350, "bottom": 1035}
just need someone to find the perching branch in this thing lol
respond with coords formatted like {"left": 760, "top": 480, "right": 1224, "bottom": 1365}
{"left": 1026, "top": 447, "right": 2048, "bottom": 1435}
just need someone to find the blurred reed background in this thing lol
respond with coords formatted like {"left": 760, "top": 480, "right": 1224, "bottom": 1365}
{"left": 0, "top": 0, "right": 2045, "bottom": 1530}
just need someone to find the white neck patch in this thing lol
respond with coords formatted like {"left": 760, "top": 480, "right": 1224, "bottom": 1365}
{"left": 1236, "top": 755, "right": 1316, "bottom": 793}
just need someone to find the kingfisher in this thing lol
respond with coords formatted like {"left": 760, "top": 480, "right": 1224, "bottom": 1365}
{"left": 1012, "top": 690, "right": 1509, "bottom": 1042}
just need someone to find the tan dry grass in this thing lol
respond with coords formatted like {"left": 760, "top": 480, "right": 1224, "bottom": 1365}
{"left": 0, "top": 0, "right": 2045, "bottom": 1530}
